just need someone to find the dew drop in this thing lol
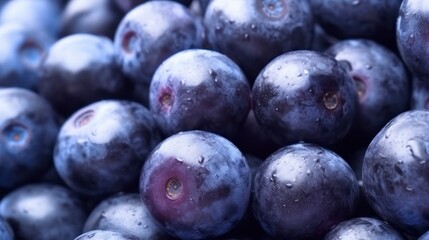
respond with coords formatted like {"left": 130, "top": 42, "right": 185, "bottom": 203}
{"left": 406, "top": 139, "right": 429, "bottom": 162}
{"left": 243, "top": 33, "right": 249, "bottom": 40}
{"left": 365, "top": 65, "right": 372, "bottom": 70}
{"left": 352, "top": 0, "right": 360, "bottom": 5}
{"left": 285, "top": 182, "right": 293, "bottom": 188}
{"left": 176, "top": 157, "right": 184, "bottom": 163}
{"left": 198, "top": 156, "right": 205, "bottom": 164}
{"left": 250, "top": 24, "right": 256, "bottom": 30}
{"left": 306, "top": 169, "right": 311, "bottom": 175}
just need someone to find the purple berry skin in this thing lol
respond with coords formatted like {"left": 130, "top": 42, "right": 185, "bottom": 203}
{"left": 54, "top": 100, "right": 161, "bottom": 196}
{"left": 114, "top": 0, "right": 204, "bottom": 103}
{"left": 325, "top": 39, "right": 410, "bottom": 143}
{"left": 83, "top": 193, "right": 172, "bottom": 240}
{"left": 0, "top": 183, "right": 87, "bottom": 240}
{"left": 139, "top": 130, "right": 251, "bottom": 240}
{"left": 397, "top": 0, "right": 429, "bottom": 81}
{"left": 362, "top": 110, "right": 429, "bottom": 237}
{"left": 252, "top": 143, "right": 359, "bottom": 239}
{"left": 204, "top": 0, "right": 314, "bottom": 82}
{"left": 324, "top": 217, "right": 405, "bottom": 240}
{"left": 38, "top": 34, "right": 133, "bottom": 117}
{"left": 149, "top": 49, "right": 251, "bottom": 141}
{"left": 252, "top": 50, "right": 358, "bottom": 146}
{"left": 0, "top": 88, "right": 60, "bottom": 190}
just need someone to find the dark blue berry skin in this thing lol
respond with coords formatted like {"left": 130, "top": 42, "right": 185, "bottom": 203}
{"left": 420, "top": 231, "right": 429, "bottom": 240}
{"left": 37, "top": 33, "right": 133, "bottom": 117}
{"left": 310, "top": 0, "right": 402, "bottom": 48}
{"left": 323, "top": 217, "right": 405, "bottom": 240}
{"left": 0, "top": 216, "right": 14, "bottom": 240}
{"left": 54, "top": 100, "right": 161, "bottom": 196}
{"left": 362, "top": 110, "right": 429, "bottom": 237}
{"left": 252, "top": 50, "right": 358, "bottom": 147}
{"left": 113, "top": 0, "right": 193, "bottom": 13}
{"left": 83, "top": 193, "right": 172, "bottom": 240}
{"left": 59, "top": 0, "right": 125, "bottom": 40}
{"left": 0, "top": 183, "right": 87, "bottom": 240}
{"left": 74, "top": 230, "right": 140, "bottom": 240}
{"left": 0, "top": 23, "right": 54, "bottom": 91}
{"left": 325, "top": 39, "right": 410, "bottom": 144}
{"left": 198, "top": 0, "right": 211, "bottom": 14}
{"left": 114, "top": 1, "right": 203, "bottom": 104}
{"left": 0, "top": 0, "right": 63, "bottom": 38}
{"left": 149, "top": 49, "right": 251, "bottom": 141}
{"left": 204, "top": 0, "right": 314, "bottom": 83}
{"left": 0, "top": 88, "right": 60, "bottom": 191}
{"left": 411, "top": 75, "right": 429, "bottom": 110}
{"left": 252, "top": 143, "right": 360, "bottom": 239}
{"left": 139, "top": 130, "right": 251, "bottom": 240}
{"left": 397, "top": 0, "right": 429, "bottom": 81}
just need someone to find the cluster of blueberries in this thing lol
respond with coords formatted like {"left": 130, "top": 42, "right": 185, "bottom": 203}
{"left": 1, "top": 0, "right": 429, "bottom": 239}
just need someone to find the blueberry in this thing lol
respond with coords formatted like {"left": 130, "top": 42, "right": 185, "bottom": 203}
{"left": 252, "top": 143, "right": 360, "bottom": 239}
{"left": 310, "top": 0, "right": 402, "bottom": 48}
{"left": 252, "top": 50, "right": 358, "bottom": 146}
{"left": 59, "top": 0, "right": 125, "bottom": 39}
{"left": 0, "top": 23, "right": 54, "bottom": 91}
{"left": 204, "top": 0, "right": 314, "bottom": 82}
{"left": 324, "top": 217, "right": 405, "bottom": 239}
{"left": 0, "top": 216, "right": 13, "bottom": 240}
{"left": 74, "top": 230, "right": 140, "bottom": 240}
{"left": 149, "top": 48, "right": 251, "bottom": 141}
{"left": 0, "top": 0, "right": 63, "bottom": 38}
{"left": 114, "top": 0, "right": 204, "bottom": 104}
{"left": 0, "top": 88, "right": 60, "bottom": 190}
{"left": 362, "top": 110, "right": 429, "bottom": 237}
{"left": 139, "top": 130, "right": 251, "bottom": 240}
{"left": 325, "top": 39, "right": 410, "bottom": 144}
{"left": 37, "top": 33, "right": 133, "bottom": 117}
{"left": 83, "top": 192, "right": 171, "bottom": 240}
{"left": 54, "top": 99, "right": 161, "bottom": 196}
{"left": 397, "top": 0, "right": 429, "bottom": 81}
{"left": 0, "top": 183, "right": 87, "bottom": 240}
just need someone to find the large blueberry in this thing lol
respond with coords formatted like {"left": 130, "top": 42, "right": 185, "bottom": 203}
{"left": 139, "top": 130, "right": 251, "bottom": 240}
{"left": 0, "top": 23, "right": 53, "bottom": 91}
{"left": 114, "top": 0, "right": 203, "bottom": 104}
{"left": 324, "top": 217, "right": 404, "bottom": 239}
{"left": 54, "top": 100, "right": 161, "bottom": 196}
{"left": 83, "top": 193, "right": 171, "bottom": 240}
{"left": 325, "top": 39, "right": 410, "bottom": 144}
{"left": 397, "top": 0, "right": 429, "bottom": 81}
{"left": 252, "top": 50, "right": 358, "bottom": 146}
{"left": 37, "top": 33, "right": 133, "bottom": 117}
{"left": 252, "top": 143, "right": 359, "bottom": 239}
{"left": 0, "top": 88, "right": 60, "bottom": 190}
{"left": 0, "top": 0, "right": 63, "bottom": 38}
{"left": 204, "top": 0, "right": 314, "bottom": 82}
{"left": 310, "top": 0, "right": 402, "bottom": 48}
{"left": 362, "top": 110, "right": 429, "bottom": 237}
{"left": 149, "top": 48, "right": 251, "bottom": 141}
{"left": 59, "top": 0, "right": 125, "bottom": 39}
{"left": 0, "top": 183, "right": 87, "bottom": 240}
